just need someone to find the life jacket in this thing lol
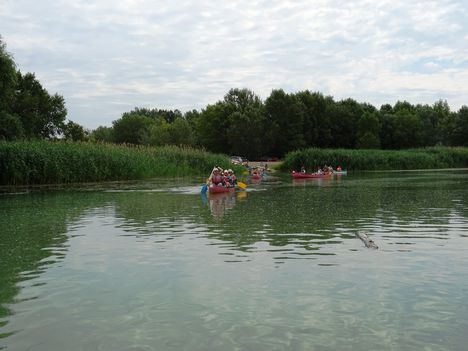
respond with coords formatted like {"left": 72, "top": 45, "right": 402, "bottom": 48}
{"left": 212, "top": 174, "right": 223, "bottom": 185}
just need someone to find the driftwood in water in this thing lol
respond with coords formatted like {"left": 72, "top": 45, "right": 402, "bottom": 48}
{"left": 356, "top": 231, "right": 378, "bottom": 249}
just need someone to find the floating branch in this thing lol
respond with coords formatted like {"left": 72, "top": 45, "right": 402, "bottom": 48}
{"left": 356, "top": 231, "right": 378, "bottom": 249}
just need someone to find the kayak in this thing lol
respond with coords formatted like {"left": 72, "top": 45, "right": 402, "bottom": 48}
{"left": 334, "top": 170, "right": 347, "bottom": 175}
{"left": 291, "top": 171, "right": 332, "bottom": 179}
{"left": 208, "top": 185, "right": 236, "bottom": 194}
{"left": 250, "top": 174, "right": 262, "bottom": 180}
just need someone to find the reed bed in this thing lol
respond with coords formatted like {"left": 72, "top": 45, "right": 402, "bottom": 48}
{"left": 280, "top": 147, "right": 468, "bottom": 171}
{"left": 0, "top": 141, "right": 235, "bottom": 185}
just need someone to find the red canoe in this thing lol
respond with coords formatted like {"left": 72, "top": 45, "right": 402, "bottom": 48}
{"left": 291, "top": 171, "right": 332, "bottom": 179}
{"left": 208, "top": 185, "right": 236, "bottom": 194}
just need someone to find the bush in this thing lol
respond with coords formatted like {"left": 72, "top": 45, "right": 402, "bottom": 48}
{"left": 0, "top": 141, "right": 238, "bottom": 185}
{"left": 280, "top": 147, "right": 468, "bottom": 171}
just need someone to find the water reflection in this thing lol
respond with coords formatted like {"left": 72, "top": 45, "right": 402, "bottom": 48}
{"left": 200, "top": 191, "right": 248, "bottom": 219}
{"left": 0, "top": 172, "right": 468, "bottom": 350}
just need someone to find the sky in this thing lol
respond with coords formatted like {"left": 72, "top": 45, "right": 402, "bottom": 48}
{"left": 1, "top": 0, "right": 468, "bottom": 129}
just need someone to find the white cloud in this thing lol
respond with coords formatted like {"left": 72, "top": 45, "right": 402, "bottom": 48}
{"left": 1, "top": 0, "right": 467, "bottom": 128}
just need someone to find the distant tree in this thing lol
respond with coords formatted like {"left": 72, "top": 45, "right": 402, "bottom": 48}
{"left": 146, "top": 116, "right": 196, "bottom": 147}
{"left": 146, "top": 120, "right": 171, "bottom": 146}
{"left": 329, "top": 98, "right": 363, "bottom": 148}
{"left": 380, "top": 104, "right": 393, "bottom": 114}
{"left": 393, "top": 100, "right": 415, "bottom": 114}
{"left": 356, "top": 111, "right": 381, "bottom": 148}
{"left": 295, "top": 91, "right": 334, "bottom": 148}
{"left": 227, "top": 105, "right": 270, "bottom": 159}
{"left": 168, "top": 117, "right": 196, "bottom": 146}
{"left": 184, "top": 109, "right": 200, "bottom": 125}
{"left": 224, "top": 88, "right": 263, "bottom": 113}
{"left": 122, "top": 107, "right": 160, "bottom": 121}
{"left": 112, "top": 114, "right": 153, "bottom": 144}
{"left": 91, "top": 126, "right": 114, "bottom": 143}
{"left": 265, "top": 89, "right": 305, "bottom": 157}
{"left": 158, "top": 109, "right": 182, "bottom": 124}
{"left": 393, "top": 109, "right": 422, "bottom": 149}
{"left": 184, "top": 109, "right": 201, "bottom": 145}
{"left": 64, "top": 120, "right": 87, "bottom": 141}
{"left": 380, "top": 102, "right": 424, "bottom": 149}
{"left": 195, "top": 102, "right": 232, "bottom": 153}
{"left": 122, "top": 107, "right": 182, "bottom": 124}
{"left": 380, "top": 112, "right": 397, "bottom": 149}
{"left": 219, "top": 88, "right": 270, "bottom": 157}
{"left": 447, "top": 106, "right": 468, "bottom": 146}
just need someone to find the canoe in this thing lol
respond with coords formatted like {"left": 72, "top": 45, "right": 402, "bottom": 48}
{"left": 291, "top": 171, "right": 332, "bottom": 179}
{"left": 334, "top": 170, "right": 347, "bottom": 175}
{"left": 208, "top": 185, "right": 236, "bottom": 194}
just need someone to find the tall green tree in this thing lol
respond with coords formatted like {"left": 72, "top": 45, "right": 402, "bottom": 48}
{"left": 265, "top": 89, "right": 305, "bottom": 157}
{"left": 168, "top": 117, "right": 196, "bottom": 146}
{"left": 13, "top": 72, "right": 67, "bottom": 139}
{"left": 447, "top": 106, "right": 468, "bottom": 146}
{"left": 0, "top": 36, "right": 17, "bottom": 114}
{"left": 146, "top": 119, "right": 171, "bottom": 146}
{"left": 91, "top": 126, "right": 114, "bottom": 143}
{"left": 195, "top": 102, "right": 232, "bottom": 153}
{"left": 113, "top": 114, "right": 153, "bottom": 144}
{"left": 227, "top": 105, "right": 269, "bottom": 159}
{"left": 295, "top": 91, "right": 335, "bottom": 148}
{"left": 356, "top": 111, "right": 381, "bottom": 149}
{"left": 223, "top": 88, "right": 269, "bottom": 158}
{"left": 0, "top": 111, "right": 23, "bottom": 140}
{"left": 330, "top": 98, "right": 363, "bottom": 148}
{"left": 63, "top": 120, "right": 87, "bottom": 141}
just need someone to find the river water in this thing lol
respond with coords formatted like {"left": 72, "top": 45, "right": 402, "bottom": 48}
{"left": 1, "top": 171, "right": 467, "bottom": 351}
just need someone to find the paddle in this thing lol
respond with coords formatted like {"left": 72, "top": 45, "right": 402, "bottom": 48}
{"left": 201, "top": 178, "right": 209, "bottom": 194}
{"left": 237, "top": 181, "right": 247, "bottom": 190}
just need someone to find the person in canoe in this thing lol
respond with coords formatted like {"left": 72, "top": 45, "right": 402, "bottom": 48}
{"left": 228, "top": 169, "right": 237, "bottom": 186}
{"left": 222, "top": 169, "right": 233, "bottom": 187}
{"left": 301, "top": 165, "right": 306, "bottom": 173}
{"left": 209, "top": 167, "right": 224, "bottom": 186}
{"left": 322, "top": 165, "right": 333, "bottom": 175}
{"left": 337, "top": 165, "right": 342, "bottom": 171}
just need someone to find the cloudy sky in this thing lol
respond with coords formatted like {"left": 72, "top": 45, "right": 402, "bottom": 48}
{"left": 1, "top": 0, "right": 467, "bottom": 128}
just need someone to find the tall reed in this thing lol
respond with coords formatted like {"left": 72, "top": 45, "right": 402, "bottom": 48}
{"left": 280, "top": 147, "right": 468, "bottom": 171}
{"left": 0, "top": 141, "right": 237, "bottom": 185}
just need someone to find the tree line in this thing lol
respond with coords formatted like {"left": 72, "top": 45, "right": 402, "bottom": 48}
{"left": 91, "top": 88, "right": 468, "bottom": 158}
{"left": 1, "top": 36, "right": 467, "bottom": 158}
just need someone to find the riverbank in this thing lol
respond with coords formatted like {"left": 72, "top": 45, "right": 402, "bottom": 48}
{"left": 279, "top": 147, "right": 468, "bottom": 171}
{"left": 0, "top": 141, "right": 237, "bottom": 186}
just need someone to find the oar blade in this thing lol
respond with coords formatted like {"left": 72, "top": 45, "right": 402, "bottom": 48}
{"left": 237, "top": 181, "right": 247, "bottom": 190}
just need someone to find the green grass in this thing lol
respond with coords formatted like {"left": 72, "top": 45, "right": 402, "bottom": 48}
{"left": 0, "top": 141, "right": 239, "bottom": 185}
{"left": 280, "top": 147, "right": 468, "bottom": 171}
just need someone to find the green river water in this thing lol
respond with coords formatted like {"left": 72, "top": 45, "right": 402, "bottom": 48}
{"left": 1, "top": 171, "right": 467, "bottom": 351}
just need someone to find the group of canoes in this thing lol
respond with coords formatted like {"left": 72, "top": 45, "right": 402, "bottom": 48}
{"left": 292, "top": 165, "right": 347, "bottom": 179}
{"left": 202, "top": 165, "right": 264, "bottom": 194}
{"left": 202, "top": 163, "right": 347, "bottom": 194}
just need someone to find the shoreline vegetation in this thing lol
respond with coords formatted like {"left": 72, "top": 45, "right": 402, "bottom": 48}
{"left": 1, "top": 141, "right": 468, "bottom": 187}
{"left": 280, "top": 147, "right": 468, "bottom": 172}
{"left": 0, "top": 141, "right": 238, "bottom": 186}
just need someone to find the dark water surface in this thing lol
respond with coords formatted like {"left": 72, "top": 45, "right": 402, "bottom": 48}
{"left": 1, "top": 171, "right": 468, "bottom": 351}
